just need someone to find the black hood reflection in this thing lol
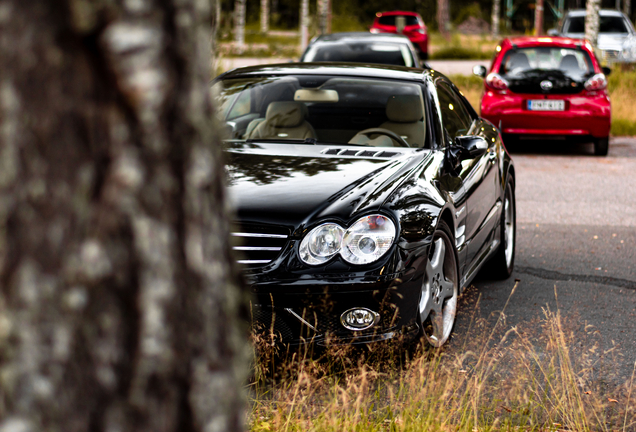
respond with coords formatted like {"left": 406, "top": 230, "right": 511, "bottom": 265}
{"left": 225, "top": 141, "right": 429, "bottom": 228}
{"left": 505, "top": 69, "right": 589, "bottom": 95}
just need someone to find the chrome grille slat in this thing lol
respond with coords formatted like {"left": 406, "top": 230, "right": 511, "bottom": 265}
{"left": 231, "top": 224, "right": 290, "bottom": 268}
{"left": 231, "top": 232, "right": 288, "bottom": 239}
{"left": 234, "top": 246, "right": 282, "bottom": 251}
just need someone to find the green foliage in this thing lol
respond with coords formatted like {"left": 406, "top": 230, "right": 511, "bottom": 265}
{"left": 611, "top": 119, "right": 636, "bottom": 136}
{"left": 453, "top": 2, "right": 485, "bottom": 25}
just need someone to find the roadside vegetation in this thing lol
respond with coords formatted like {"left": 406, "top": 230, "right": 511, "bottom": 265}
{"left": 248, "top": 285, "right": 636, "bottom": 431}
{"left": 451, "top": 68, "right": 636, "bottom": 137}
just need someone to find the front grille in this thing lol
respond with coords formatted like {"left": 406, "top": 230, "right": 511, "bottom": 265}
{"left": 601, "top": 49, "right": 620, "bottom": 63}
{"left": 231, "top": 224, "right": 289, "bottom": 268}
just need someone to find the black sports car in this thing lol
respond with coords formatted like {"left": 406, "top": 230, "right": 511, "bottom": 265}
{"left": 214, "top": 63, "right": 516, "bottom": 347}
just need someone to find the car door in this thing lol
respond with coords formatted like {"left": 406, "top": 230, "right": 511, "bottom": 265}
{"left": 436, "top": 81, "right": 500, "bottom": 279}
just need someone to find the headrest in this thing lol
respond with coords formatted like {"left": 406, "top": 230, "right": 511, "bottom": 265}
{"left": 385, "top": 95, "right": 423, "bottom": 123}
{"left": 559, "top": 54, "right": 580, "bottom": 71}
{"left": 266, "top": 101, "right": 306, "bottom": 128}
{"left": 508, "top": 53, "right": 530, "bottom": 71}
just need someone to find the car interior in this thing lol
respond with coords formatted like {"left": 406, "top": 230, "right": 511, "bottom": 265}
{"left": 217, "top": 76, "right": 428, "bottom": 148}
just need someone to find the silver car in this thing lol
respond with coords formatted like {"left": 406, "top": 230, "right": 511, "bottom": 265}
{"left": 549, "top": 9, "right": 636, "bottom": 63}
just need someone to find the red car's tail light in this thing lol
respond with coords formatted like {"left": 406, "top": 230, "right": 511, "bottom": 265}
{"left": 584, "top": 73, "right": 607, "bottom": 91}
{"left": 486, "top": 73, "right": 509, "bottom": 90}
{"left": 370, "top": 28, "right": 381, "bottom": 34}
{"left": 416, "top": 28, "right": 426, "bottom": 34}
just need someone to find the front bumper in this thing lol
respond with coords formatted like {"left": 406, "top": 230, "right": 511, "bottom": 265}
{"left": 249, "top": 266, "right": 425, "bottom": 346}
{"left": 481, "top": 90, "right": 611, "bottom": 138}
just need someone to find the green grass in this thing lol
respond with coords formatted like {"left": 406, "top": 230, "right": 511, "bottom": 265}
{"left": 430, "top": 46, "right": 492, "bottom": 60}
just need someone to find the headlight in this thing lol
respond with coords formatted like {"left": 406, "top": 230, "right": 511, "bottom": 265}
{"left": 299, "top": 215, "right": 396, "bottom": 266}
{"left": 299, "top": 223, "right": 344, "bottom": 265}
{"left": 341, "top": 215, "right": 396, "bottom": 265}
{"left": 621, "top": 38, "right": 636, "bottom": 62}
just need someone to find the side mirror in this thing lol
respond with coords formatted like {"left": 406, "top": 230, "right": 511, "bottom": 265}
{"left": 444, "top": 136, "right": 489, "bottom": 174}
{"left": 602, "top": 66, "right": 612, "bottom": 76}
{"left": 455, "top": 136, "right": 489, "bottom": 159}
{"left": 547, "top": 28, "right": 560, "bottom": 36}
{"left": 473, "top": 65, "right": 487, "bottom": 79}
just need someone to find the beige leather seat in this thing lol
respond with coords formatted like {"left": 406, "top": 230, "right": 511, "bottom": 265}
{"left": 247, "top": 101, "right": 316, "bottom": 140}
{"left": 379, "top": 94, "right": 425, "bottom": 147}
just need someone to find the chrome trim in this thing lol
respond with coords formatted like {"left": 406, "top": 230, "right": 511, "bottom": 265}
{"left": 237, "top": 259, "right": 271, "bottom": 264}
{"left": 231, "top": 232, "right": 288, "bottom": 239}
{"left": 233, "top": 246, "right": 282, "bottom": 251}
{"left": 285, "top": 308, "right": 318, "bottom": 331}
{"left": 481, "top": 200, "right": 502, "bottom": 230}
{"left": 340, "top": 307, "right": 380, "bottom": 331}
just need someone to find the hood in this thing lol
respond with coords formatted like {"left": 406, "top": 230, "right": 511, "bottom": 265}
{"left": 564, "top": 32, "right": 631, "bottom": 51}
{"left": 225, "top": 141, "right": 430, "bottom": 231}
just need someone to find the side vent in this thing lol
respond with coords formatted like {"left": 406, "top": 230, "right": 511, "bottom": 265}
{"left": 320, "top": 148, "right": 403, "bottom": 158}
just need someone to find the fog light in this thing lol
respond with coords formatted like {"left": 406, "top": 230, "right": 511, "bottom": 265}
{"left": 340, "top": 308, "right": 380, "bottom": 331}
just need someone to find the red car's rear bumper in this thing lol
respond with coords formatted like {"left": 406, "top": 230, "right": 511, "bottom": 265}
{"left": 481, "top": 90, "right": 611, "bottom": 138}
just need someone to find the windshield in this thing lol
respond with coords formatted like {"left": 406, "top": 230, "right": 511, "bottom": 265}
{"left": 565, "top": 16, "right": 629, "bottom": 34}
{"left": 377, "top": 15, "right": 420, "bottom": 26}
{"left": 302, "top": 42, "right": 414, "bottom": 67}
{"left": 213, "top": 75, "right": 427, "bottom": 147}
{"left": 498, "top": 47, "right": 593, "bottom": 79}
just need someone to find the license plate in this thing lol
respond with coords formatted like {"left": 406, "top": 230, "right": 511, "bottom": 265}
{"left": 527, "top": 100, "right": 565, "bottom": 111}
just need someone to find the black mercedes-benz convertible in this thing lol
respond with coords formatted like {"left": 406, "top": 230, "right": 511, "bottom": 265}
{"left": 214, "top": 63, "right": 516, "bottom": 348}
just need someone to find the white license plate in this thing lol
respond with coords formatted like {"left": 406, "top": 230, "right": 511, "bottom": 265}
{"left": 527, "top": 100, "right": 565, "bottom": 111}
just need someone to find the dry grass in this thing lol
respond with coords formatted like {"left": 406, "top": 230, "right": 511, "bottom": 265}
{"left": 248, "top": 284, "right": 636, "bottom": 431}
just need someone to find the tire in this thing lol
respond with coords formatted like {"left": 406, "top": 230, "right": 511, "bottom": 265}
{"left": 594, "top": 137, "right": 609, "bottom": 156}
{"left": 485, "top": 175, "right": 516, "bottom": 279}
{"left": 417, "top": 220, "right": 459, "bottom": 348}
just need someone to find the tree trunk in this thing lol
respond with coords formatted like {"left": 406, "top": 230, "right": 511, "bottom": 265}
{"left": 534, "top": 0, "right": 544, "bottom": 35}
{"left": 260, "top": 0, "right": 269, "bottom": 34}
{"left": 318, "top": 0, "right": 328, "bottom": 35}
{"left": 326, "top": 0, "right": 332, "bottom": 33}
{"left": 585, "top": 0, "right": 601, "bottom": 48}
{"left": 624, "top": 0, "right": 631, "bottom": 20}
{"left": 492, "top": 0, "right": 501, "bottom": 39}
{"left": 300, "top": 0, "right": 310, "bottom": 52}
{"left": 235, "top": 0, "right": 246, "bottom": 52}
{"left": 0, "top": 0, "right": 247, "bottom": 431}
{"left": 437, "top": 0, "right": 450, "bottom": 39}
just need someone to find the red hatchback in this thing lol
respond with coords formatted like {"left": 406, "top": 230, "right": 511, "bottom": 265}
{"left": 370, "top": 11, "right": 428, "bottom": 59}
{"left": 474, "top": 36, "right": 611, "bottom": 155}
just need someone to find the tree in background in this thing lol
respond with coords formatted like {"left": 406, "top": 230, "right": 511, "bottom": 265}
{"left": 0, "top": 0, "right": 247, "bottom": 430}
{"left": 491, "top": 0, "right": 501, "bottom": 38}
{"left": 585, "top": 0, "right": 601, "bottom": 47}
{"left": 261, "top": 0, "right": 270, "bottom": 33}
{"left": 235, "top": 0, "right": 247, "bottom": 51}
{"left": 300, "top": 0, "right": 309, "bottom": 51}
{"left": 437, "top": 0, "right": 451, "bottom": 38}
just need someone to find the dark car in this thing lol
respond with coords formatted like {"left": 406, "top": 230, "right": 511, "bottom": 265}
{"left": 300, "top": 32, "right": 423, "bottom": 68}
{"left": 214, "top": 63, "right": 515, "bottom": 348}
{"left": 370, "top": 11, "right": 428, "bottom": 59}
{"left": 473, "top": 36, "right": 611, "bottom": 155}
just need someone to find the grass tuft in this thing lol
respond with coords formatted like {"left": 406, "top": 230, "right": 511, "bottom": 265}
{"left": 248, "top": 284, "right": 635, "bottom": 431}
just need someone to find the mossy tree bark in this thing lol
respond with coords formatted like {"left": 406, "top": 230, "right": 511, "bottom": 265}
{"left": 0, "top": 0, "right": 247, "bottom": 431}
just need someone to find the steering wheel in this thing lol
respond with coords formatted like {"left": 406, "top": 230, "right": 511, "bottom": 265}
{"left": 355, "top": 128, "right": 410, "bottom": 148}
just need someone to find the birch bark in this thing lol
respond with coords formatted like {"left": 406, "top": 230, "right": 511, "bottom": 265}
{"left": 0, "top": 0, "right": 247, "bottom": 431}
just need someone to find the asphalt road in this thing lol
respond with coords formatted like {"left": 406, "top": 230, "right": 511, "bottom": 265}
{"left": 452, "top": 136, "right": 636, "bottom": 380}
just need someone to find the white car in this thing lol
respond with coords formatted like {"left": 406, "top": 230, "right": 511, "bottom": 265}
{"left": 549, "top": 9, "right": 636, "bottom": 63}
